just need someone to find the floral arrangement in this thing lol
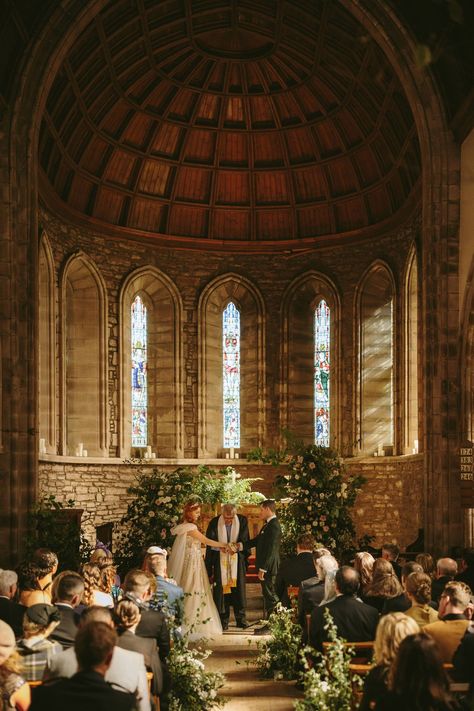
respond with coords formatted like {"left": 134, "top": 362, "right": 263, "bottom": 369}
{"left": 253, "top": 603, "right": 302, "bottom": 680}
{"left": 295, "top": 608, "right": 361, "bottom": 711}
{"left": 193, "top": 465, "right": 265, "bottom": 508}
{"left": 274, "top": 445, "right": 365, "bottom": 557}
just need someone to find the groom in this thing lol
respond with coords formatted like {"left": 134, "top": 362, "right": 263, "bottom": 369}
{"left": 205, "top": 503, "right": 250, "bottom": 630}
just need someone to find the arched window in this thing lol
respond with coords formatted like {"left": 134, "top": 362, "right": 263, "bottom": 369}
{"left": 405, "top": 250, "right": 419, "bottom": 453}
{"left": 131, "top": 295, "right": 148, "bottom": 448}
{"left": 39, "top": 234, "right": 56, "bottom": 453}
{"left": 223, "top": 302, "right": 240, "bottom": 448}
{"left": 358, "top": 263, "right": 395, "bottom": 455}
{"left": 314, "top": 300, "right": 330, "bottom": 446}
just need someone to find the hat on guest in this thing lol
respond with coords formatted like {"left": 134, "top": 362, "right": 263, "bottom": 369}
{"left": 0, "top": 620, "right": 15, "bottom": 663}
{"left": 26, "top": 603, "right": 61, "bottom": 626}
{"left": 146, "top": 546, "right": 167, "bottom": 557}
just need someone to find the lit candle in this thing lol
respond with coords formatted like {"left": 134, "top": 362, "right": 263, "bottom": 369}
{"left": 225, "top": 452, "right": 230, "bottom": 459}
{"left": 146, "top": 445, "right": 152, "bottom": 457}
{"left": 414, "top": 439, "right": 419, "bottom": 454}
{"left": 78, "top": 442, "right": 83, "bottom": 456}
{"left": 229, "top": 446, "right": 234, "bottom": 459}
{"left": 82, "top": 449, "right": 88, "bottom": 457}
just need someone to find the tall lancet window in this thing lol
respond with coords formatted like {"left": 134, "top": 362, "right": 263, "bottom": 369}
{"left": 314, "top": 300, "right": 330, "bottom": 446}
{"left": 131, "top": 295, "right": 148, "bottom": 447}
{"left": 223, "top": 302, "right": 240, "bottom": 448}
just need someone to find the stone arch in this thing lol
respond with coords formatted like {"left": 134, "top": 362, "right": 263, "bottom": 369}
{"left": 403, "top": 245, "right": 421, "bottom": 454}
{"left": 281, "top": 271, "right": 341, "bottom": 449}
{"left": 119, "top": 266, "right": 183, "bottom": 458}
{"left": 355, "top": 260, "right": 397, "bottom": 456}
{"left": 198, "top": 273, "right": 265, "bottom": 457}
{"left": 38, "top": 232, "right": 57, "bottom": 454}
{"left": 59, "top": 251, "right": 108, "bottom": 456}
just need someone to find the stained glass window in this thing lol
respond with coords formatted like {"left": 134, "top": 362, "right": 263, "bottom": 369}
{"left": 314, "top": 300, "right": 330, "bottom": 446}
{"left": 223, "top": 302, "right": 240, "bottom": 448}
{"left": 131, "top": 295, "right": 147, "bottom": 448}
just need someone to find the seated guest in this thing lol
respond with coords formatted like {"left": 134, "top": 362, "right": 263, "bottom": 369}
{"left": 50, "top": 571, "right": 84, "bottom": 649}
{"left": 404, "top": 572, "right": 438, "bottom": 627}
{"left": 378, "top": 633, "right": 466, "bottom": 711}
{"left": 31, "top": 622, "right": 136, "bottom": 711}
{"left": 115, "top": 599, "right": 163, "bottom": 697}
{"left": 144, "top": 547, "right": 184, "bottom": 620}
{"left": 31, "top": 549, "right": 58, "bottom": 602}
{"left": 0, "top": 620, "right": 30, "bottom": 711}
{"left": 90, "top": 545, "right": 121, "bottom": 603}
{"left": 275, "top": 533, "right": 317, "bottom": 607}
{"left": 122, "top": 570, "right": 170, "bottom": 664}
{"left": 297, "top": 549, "right": 331, "bottom": 631}
{"left": 455, "top": 548, "right": 474, "bottom": 592}
{"left": 423, "top": 581, "right": 471, "bottom": 663}
{"left": 416, "top": 552, "right": 436, "bottom": 579}
{"left": 383, "top": 561, "right": 424, "bottom": 614}
{"left": 81, "top": 564, "right": 114, "bottom": 608}
{"left": 353, "top": 552, "right": 375, "bottom": 596}
{"left": 16, "top": 563, "right": 45, "bottom": 608}
{"left": 17, "top": 604, "right": 62, "bottom": 680}
{"left": 359, "top": 612, "right": 419, "bottom": 711}
{"left": 45, "top": 606, "right": 151, "bottom": 711}
{"left": 363, "top": 558, "right": 404, "bottom": 614}
{"left": 381, "top": 543, "right": 402, "bottom": 581}
{"left": 0, "top": 570, "right": 25, "bottom": 638}
{"left": 433, "top": 557, "right": 458, "bottom": 603}
{"left": 318, "top": 554, "right": 339, "bottom": 606}
{"left": 309, "top": 566, "right": 379, "bottom": 652}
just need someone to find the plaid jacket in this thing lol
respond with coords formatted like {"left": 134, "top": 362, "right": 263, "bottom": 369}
{"left": 16, "top": 637, "right": 62, "bottom": 681}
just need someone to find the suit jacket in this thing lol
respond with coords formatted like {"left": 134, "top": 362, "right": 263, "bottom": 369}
{"left": 298, "top": 576, "right": 325, "bottom": 631}
{"left": 50, "top": 603, "right": 79, "bottom": 649}
{"left": 135, "top": 607, "right": 170, "bottom": 662}
{"left": 117, "top": 629, "right": 163, "bottom": 696}
{"left": 432, "top": 575, "right": 454, "bottom": 603}
{"left": 0, "top": 596, "right": 25, "bottom": 638}
{"left": 44, "top": 644, "right": 151, "bottom": 711}
{"left": 30, "top": 670, "right": 136, "bottom": 711}
{"left": 310, "top": 594, "right": 379, "bottom": 651}
{"left": 276, "top": 552, "right": 316, "bottom": 606}
{"left": 423, "top": 614, "right": 470, "bottom": 663}
{"left": 452, "top": 629, "right": 474, "bottom": 683}
{"left": 245, "top": 517, "right": 281, "bottom": 576}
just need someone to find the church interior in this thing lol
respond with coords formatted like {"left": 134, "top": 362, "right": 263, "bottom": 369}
{"left": 0, "top": 0, "right": 473, "bottom": 568}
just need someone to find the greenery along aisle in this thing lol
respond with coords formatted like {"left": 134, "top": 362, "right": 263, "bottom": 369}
{"left": 274, "top": 445, "right": 365, "bottom": 557}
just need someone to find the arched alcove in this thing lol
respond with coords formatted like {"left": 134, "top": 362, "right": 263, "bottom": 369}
{"left": 60, "top": 252, "right": 108, "bottom": 456}
{"left": 38, "top": 233, "right": 57, "bottom": 453}
{"left": 198, "top": 274, "right": 265, "bottom": 457}
{"left": 357, "top": 262, "right": 396, "bottom": 456}
{"left": 119, "top": 267, "right": 183, "bottom": 458}
{"left": 281, "top": 272, "right": 340, "bottom": 449}
{"left": 404, "top": 246, "right": 420, "bottom": 454}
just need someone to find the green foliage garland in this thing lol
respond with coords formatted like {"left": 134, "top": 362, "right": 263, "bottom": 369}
{"left": 253, "top": 603, "right": 302, "bottom": 680}
{"left": 275, "top": 445, "right": 365, "bottom": 557}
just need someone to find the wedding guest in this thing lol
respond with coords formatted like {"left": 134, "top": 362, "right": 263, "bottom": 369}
{"left": 16, "top": 604, "right": 62, "bottom": 681}
{"left": 318, "top": 554, "right": 339, "bottom": 605}
{"left": 50, "top": 571, "right": 84, "bottom": 649}
{"left": 433, "top": 558, "right": 458, "bottom": 603}
{"left": 44, "top": 606, "right": 151, "bottom": 711}
{"left": 359, "top": 612, "right": 419, "bottom": 711}
{"left": 0, "top": 620, "right": 30, "bottom": 711}
{"left": 144, "top": 547, "right": 184, "bottom": 621}
{"left": 90, "top": 545, "right": 121, "bottom": 602}
{"left": 275, "top": 533, "right": 316, "bottom": 608}
{"left": 16, "top": 564, "right": 45, "bottom": 608}
{"left": 31, "top": 550, "right": 58, "bottom": 602}
{"left": 205, "top": 504, "right": 250, "bottom": 629}
{"left": 404, "top": 572, "right": 438, "bottom": 628}
{"left": 309, "top": 567, "right": 378, "bottom": 652}
{"left": 381, "top": 543, "right": 402, "bottom": 581}
{"left": 0, "top": 570, "right": 25, "bottom": 639}
{"left": 423, "top": 582, "right": 471, "bottom": 663}
{"left": 455, "top": 548, "right": 474, "bottom": 591}
{"left": 81, "top": 564, "right": 114, "bottom": 608}
{"left": 354, "top": 552, "right": 375, "bottom": 594}
{"left": 383, "top": 561, "right": 424, "bottom": 614}
{"left": 378, "top": 633, "right": 466, "bottom": 710}
{"left": 416, "top": 553, "right": 436, "bottom": 580}
{"left": 363, "top": 558, "right": 404, "bottom": 614}
{"left": 122, "top": 570, "right": 170, "bottom": 663}
{"left": 115, "top": 599, "right": 163, "bottom": 696}
{"left": 30, "top": 622, "right": 136, "bottom": 711}
{"left": 298, "top": 549, "right": 332, "bottom": 631}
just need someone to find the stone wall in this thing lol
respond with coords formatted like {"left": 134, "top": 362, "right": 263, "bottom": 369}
{"left": 38, "top": 455, "right": 423, "bottom": 550}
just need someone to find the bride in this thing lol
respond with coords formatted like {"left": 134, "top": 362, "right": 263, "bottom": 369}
{"left": 168, "top": 499, "right": 229, "bottom": 638}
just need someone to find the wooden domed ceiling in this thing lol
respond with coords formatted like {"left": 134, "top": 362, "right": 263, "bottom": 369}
{"left": 39, "top": 0, "right": 421, "bottom": 247}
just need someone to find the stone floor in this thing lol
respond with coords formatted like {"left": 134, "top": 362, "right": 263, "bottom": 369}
{"left": 203, "top": 583, "right": 303, "bottom": 710}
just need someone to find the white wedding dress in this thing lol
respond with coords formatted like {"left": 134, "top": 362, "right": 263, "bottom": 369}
{"left": 168, "top": 522, "right": 223, "bottom": 639}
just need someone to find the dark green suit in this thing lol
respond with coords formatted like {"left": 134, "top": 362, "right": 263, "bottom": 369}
{"left": 245, "top": 516, "right": 281, "bottom": 616}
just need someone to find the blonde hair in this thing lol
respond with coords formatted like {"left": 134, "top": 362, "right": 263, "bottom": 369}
{"left": 373, "top": 612, "right": 420, "bottom": 666}
{"left": 90, "top": 550, "right": 117, "bottom": 595}
{"left": 115, "top": 600, "right": 141, "bottom": 629}
{"left": 365, "top": 558, "right": 403, "bottom": 599}
{"left": 0, "top": 649, "right": 23, "bottom": 679}
{"left": 81, "top": 563, "right": 102, "bottom": 606}
{"left": 354, "top": 552, "right": 375, "bottom": 590}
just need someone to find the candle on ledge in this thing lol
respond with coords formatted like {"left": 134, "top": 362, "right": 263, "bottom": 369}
{"left": 414, "top": 439, "right": 419, "bottom": 454}
{"left": 151, "top": 452, "right": 156, "bottom": 459}
{"left": 229, "top": 446, "right": 235, "bottom": 459}
{"left": 82, "top": 449, "right": 88, "bottom": 457}
{"left": 225, "top": 452, "right": 230, "bottom": 459}
{"left": 78, "top": 442, "right": 83, "bottom": 456}
{"left": 39, "top": 438, "right": 46, "bottom": 454}
{"left": 377, "top": 444, "right": 383, "bottom": 457}
{"left": 235, "top": 452, "right": 239, "bottom": 459}
{"left": 146, "top": 445, "right": 152, "bottom": 457}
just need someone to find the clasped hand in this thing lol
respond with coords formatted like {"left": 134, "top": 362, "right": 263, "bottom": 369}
{"left": 222, "top": 542, "right": 238, "bottom": 554}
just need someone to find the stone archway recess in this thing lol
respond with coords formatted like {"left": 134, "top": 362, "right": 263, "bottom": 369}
{"left": 0, "top": 0, "right": 460, "bottom": 563}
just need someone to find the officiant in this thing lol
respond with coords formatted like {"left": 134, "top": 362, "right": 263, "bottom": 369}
{"left": 205, "top": 503, "right": 250, "bottom": 630}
